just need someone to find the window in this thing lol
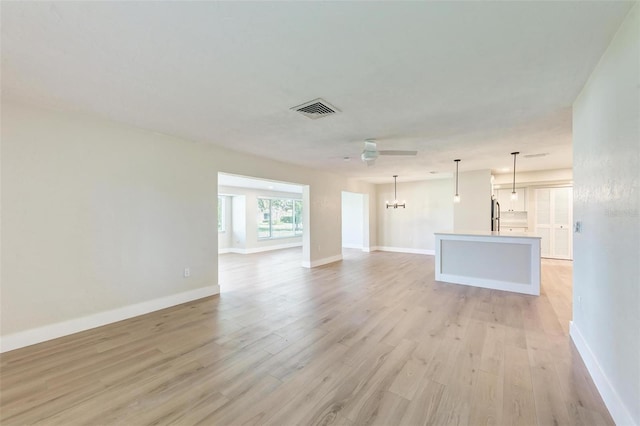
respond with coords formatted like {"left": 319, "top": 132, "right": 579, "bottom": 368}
{"left": 217, "top": 196, "right": 225, "bottom": 232}
{"left": 257, "top": 198, "right": 303, "bottom": 239}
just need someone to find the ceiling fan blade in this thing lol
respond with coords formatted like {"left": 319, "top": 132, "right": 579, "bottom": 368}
{"left": 378, "top": 150, "right": 418, "bottom": 156}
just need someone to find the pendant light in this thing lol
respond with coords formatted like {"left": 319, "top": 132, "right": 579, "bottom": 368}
{"left": 386, "top": 175, "right": 406, "bottom": 209}
{"left": 453, "top": 159, "right": 461, "bottom": 203}
{"left": 510, "top": 151, "right": 519, "bottom": 200}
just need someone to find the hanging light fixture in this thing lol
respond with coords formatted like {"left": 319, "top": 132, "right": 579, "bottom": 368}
{"left": 511, "top": 151, "right": 520, "bottom": 200}
{"left": 386, "top": 175, "right": 406, "bottom": 209}
{"left": 453, "top": 159, "right": 461, "bottom": 203}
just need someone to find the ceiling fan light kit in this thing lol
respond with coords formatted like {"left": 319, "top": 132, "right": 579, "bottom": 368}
{"left": 361, "top": 140, "right": 379, "bottom": 166}
{"left": 386, "top": 175, "right": 406, "bottom": 209}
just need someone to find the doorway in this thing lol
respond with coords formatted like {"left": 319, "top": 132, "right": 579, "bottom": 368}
{"left": 341, "top": 191, "right": 369, "bottom": 253}
{"left": 535, "top": 186, "right": 573, "bottom": 260}
{"left": 217, "top": 173, "right": 308, "bottom": 290}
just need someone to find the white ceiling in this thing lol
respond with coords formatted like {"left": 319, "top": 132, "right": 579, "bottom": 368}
{"left": 1, "top": 2, "right": 633, "bottom": 183}
{"left": 219, "top": 173, "right": 303, "bottom": 194}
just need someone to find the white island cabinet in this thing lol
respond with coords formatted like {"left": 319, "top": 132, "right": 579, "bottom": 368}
{"left": 434, "top": 231, "right": 541, "bottom": 296}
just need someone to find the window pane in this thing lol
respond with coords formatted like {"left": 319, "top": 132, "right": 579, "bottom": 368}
{"left": 294, "top": 200, "right": 303, "bottom": 235}
{"left": 272, "top": 199, "right": 294, "bottom": 238}
{"left": 257, "top": 198, "right": 271, "bottom": 238}
{"left": 218, "top": 196, "right": 223, "bottom": 232}
{"left": 257, "top": 198, "right": 302, "bottom": 240}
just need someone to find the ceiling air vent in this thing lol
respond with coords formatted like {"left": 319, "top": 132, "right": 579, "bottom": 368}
{"left": 291, "top": 98, "right": 340, "bottom": 119}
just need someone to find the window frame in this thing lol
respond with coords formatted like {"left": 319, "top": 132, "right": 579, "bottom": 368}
{"left": 257, "top": 196, "right": 303, "bottom": 240}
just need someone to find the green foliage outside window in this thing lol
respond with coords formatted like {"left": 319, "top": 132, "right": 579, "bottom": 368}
{"left": 258, "top": 197, "right": 303, "bottom": 239}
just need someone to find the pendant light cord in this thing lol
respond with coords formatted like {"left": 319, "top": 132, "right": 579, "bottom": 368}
{"left": 393, "top": 175, "right": 398, "bottom": 200}
{"left": 511, "top": 152, "right": 519, "bottom": 193}
{"left": 454, "top": 160, "right": 460, "bottom": 195}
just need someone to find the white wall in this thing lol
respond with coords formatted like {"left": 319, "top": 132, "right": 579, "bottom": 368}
{"left": 230, "top": 195, "right": 246, "bottom": 251}
{"left": 217, "top": 195, "right": 233, "bottom": 251}
{"left": 453, "top": 169, "right": 492, "bottom": 232}
{"left": 341, "top": 192, "right": 364, "bottom": 249}
{"left": 572, "top": 5, "right": 639, "bottom": 425}
{"left": 1, "top": 101, "right": 377, "bottom": 349}
{"left": 377, "top": 179, "right": 453, "bottom": 253}
{"left": 1, "top": 102, "right": 220, "bottom": 343}
{"left": 492, "top": 168, "right": 573, "bottom": 188}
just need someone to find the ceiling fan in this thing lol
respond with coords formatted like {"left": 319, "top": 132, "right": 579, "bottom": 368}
{"left": 361, "top": 139, "right": 417, "bottom": 166}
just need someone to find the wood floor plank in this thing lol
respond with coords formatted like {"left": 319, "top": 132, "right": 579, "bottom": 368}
{"left": 503, "top": 345, "right": 537, "bottom": 426}
{"left": 528, "top": 347, "right": 572, "bottom": 426}
{"left": 0, "top": 249, "right": 614, "bottom": 425}
{"left": 469, "top": 370, "right": 503, "bottom": 426}
{"left": 398, "top": 377, "right": 445, "bottom": 426}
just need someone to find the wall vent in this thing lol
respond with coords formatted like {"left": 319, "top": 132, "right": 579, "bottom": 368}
{"left": 291, "top": 98, "right": 340, "bottom": 119}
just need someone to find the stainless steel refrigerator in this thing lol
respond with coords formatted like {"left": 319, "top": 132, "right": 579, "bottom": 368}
{"left": 491, "top": 198, "right": 500, "bottom": 231}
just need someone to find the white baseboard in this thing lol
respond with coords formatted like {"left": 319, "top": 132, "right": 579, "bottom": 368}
{"left": 0, "top": 285, "right": 220, "bottom": 353}
{"left": 570, "top": 321, "right": 636, "bottom": 426}
{"left": 373, "top": 246, "right": 435, "bottom": 255}
{"left": 220, "top": 242, "right": 302, "bottom": 255}
{"left": 302, "top": 254, "right": 343, "bottom": 268}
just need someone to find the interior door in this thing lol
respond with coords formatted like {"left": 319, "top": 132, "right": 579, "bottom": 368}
{"left": 552, "top": 187, "right": 573, "bottom": 259}
{"left": 535, "top": 187, "right": 573, "bottom": 260}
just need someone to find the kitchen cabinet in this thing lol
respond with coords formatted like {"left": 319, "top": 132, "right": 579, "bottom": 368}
{"left": 535, "top": 187, "right": 572, "bottom": 259}
{"left": 497, "top": 188, "right": 527, "bottom": 212}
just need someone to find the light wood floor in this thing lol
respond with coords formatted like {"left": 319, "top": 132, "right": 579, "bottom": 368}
{"left": 1, "top": 249, "right": 613, "bottom": 425}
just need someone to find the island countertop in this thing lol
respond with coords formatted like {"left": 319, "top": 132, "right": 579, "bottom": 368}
{"left": 434, "top": 230, "right": 541, "bottom": 239}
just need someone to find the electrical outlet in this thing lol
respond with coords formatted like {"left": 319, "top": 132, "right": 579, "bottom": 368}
{"left": 184, "top": 267, "right": 190, "bottom": 278}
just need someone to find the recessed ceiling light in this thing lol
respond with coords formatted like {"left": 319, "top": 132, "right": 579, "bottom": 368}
{"left": 268, "top": 185, "right": 274, "bottom": 190}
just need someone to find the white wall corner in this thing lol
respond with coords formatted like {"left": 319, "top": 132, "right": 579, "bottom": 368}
{"left": 245, "top": 242, "right": 302, "bottom": 254}
{"left": 342, "top": 244, "right": 364, "bottom": 249}
{"left": 223, "top": 242, "right": 302, "bottom": 255}
{"left": 302, "top": 254, "right": 343, "bottom": 268}
{"left": 0, "top": 285, "right": 220, "bottom": 353}
{"left": 570, "top": 321, "right": 637, "bottom": 426}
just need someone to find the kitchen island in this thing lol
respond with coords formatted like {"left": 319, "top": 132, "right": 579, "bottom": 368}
{"left": 434, "top": 231, "right": 541, "bottom": 296}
